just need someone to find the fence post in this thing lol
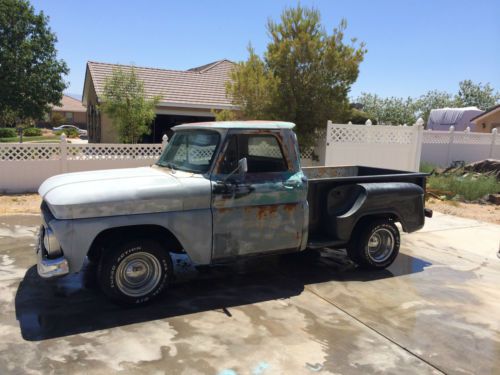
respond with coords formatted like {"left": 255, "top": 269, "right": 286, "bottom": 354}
{"left": 446, "top": 125, "right": 455, "bottom": 166}
{"left": 60, "top": 133, "right": 68, "bottom": 173}
{"left": 317, "top": 121, "right": 331, "bottom": 166}
{"left": 414, "top": 118, "right": 424, "bottom": 171}
{"left": 162, "top": 134, "right": 169, "bottom": 151}
{"left": 490, "top": 128, "right": 498, "bottom": 158}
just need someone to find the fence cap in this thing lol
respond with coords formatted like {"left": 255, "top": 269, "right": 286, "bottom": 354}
{"left": 415, "top": 118, "right": 425, "bottom": 127}
{"left": 365, "top": 119, "right": 372, "bottom": 126}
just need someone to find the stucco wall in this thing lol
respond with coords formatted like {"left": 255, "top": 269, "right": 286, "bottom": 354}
{"left": 473, "top": 110, "right": 500, "bottom": 133}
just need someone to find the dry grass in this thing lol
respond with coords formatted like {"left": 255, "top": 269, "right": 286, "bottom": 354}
{"left": 0, "top": 194, "right": 41, "bottom": 215}
{"left": 426, "top": 198, "right": 500, "bottom": 225}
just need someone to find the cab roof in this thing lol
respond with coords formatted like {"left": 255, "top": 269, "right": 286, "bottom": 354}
{"left": 173, "top": 120, "right": 295, "bottom": 131}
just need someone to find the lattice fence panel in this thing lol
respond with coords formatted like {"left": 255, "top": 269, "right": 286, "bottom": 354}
{"left": 300, "top": 148, "right": 314, "bottom": 159}
{"left": 0, "top": 144, "right": 60, "bottom": 161}
{"left": 248, "top": 143, "right": 283, "bottom": 158}
{"left": 453, "top": 133, "right": 494, "bottom": 145}
{"left": 422, "top": 132, "right": 450, "bottom": 144}
{"left": 174, "top": 145, "right": 216, "bottom": 162}
{"left": 328, "top": 124, "right": 415, "bottom": 144}
{"left": 66, "top": 144, "right": 163, "bottom": 160}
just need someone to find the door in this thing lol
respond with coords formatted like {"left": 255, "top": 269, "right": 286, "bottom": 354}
{"left": 211, "top": 130, "right": 307, "bottom": 260}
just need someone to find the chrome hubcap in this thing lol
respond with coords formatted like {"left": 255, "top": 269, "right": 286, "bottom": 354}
{"left": 367, "top": 228, "right": 395, "bottom": 263}
{"left": 115, "top": 252, "right": 162, "bottom": 297}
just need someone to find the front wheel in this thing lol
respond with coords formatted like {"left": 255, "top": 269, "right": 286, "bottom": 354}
{"left": 97, "top": 239, "right": 173, "bottom": 305}
{"left": 347, "top": 219, "right": 400, "bottom": 270}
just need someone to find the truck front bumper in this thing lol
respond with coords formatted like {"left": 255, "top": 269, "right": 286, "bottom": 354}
{"left": 36, "top": 226, "right": 69, "bottom": 278}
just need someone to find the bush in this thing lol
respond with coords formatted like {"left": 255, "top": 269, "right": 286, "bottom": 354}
{"left": 55, "top": 128, "right": 79, "bottom": 138}
{"left": 0, "top": 127, "right": 17, "bottom": 138}
{"left": 420, "top": 162, "right": 437, "bottom": 174}
{"left": 23, "top": 127, "right": 42, "bottom": 136}
{"left": 428, "top": 174, "right": 500, "bottom": 201}
{"left": 348, "top": 108, "right": 377, "bottom": 125}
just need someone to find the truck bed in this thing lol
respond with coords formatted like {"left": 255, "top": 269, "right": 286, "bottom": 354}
{"left": 303, "top": 165, "right": 427, "bottom": 183}
{"left": 303, "top": 166, "right": 428, "bottom": 248}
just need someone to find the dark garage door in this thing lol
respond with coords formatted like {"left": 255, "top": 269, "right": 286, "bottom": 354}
{"left": 144, "top": 114, "right": 215, "bottom": 143}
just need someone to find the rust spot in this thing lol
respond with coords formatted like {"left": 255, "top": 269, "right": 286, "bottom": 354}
{"left": 256, "top": 205, "right": 279, "bottom": 220}
{"left": 218, "top": 207, "right": 230, "bottom": 214}
{"left": 283, "top": 203, "right": 296, "bottom": 215}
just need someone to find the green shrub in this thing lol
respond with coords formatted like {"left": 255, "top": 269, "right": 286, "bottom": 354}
{"left": 0, "top": 127, "right": 17, "bottom": 138}
{"left": 23, "top": 127, "right": 42, "bottom": 136}
{"left": 420, "top": 162, "right": 437, "bottom": 174}
{"left": 428, "top": 175, "right": 500, "bottom": 201}
{"left": 54, "top": 128, "right": 79, "bottom": 138}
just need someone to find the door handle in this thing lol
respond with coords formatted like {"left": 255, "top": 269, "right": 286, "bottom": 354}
{"left": 282, "top": 181, "right": 301, "bottom": 190}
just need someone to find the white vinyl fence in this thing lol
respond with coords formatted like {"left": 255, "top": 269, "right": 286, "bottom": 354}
{"left": 0, "top": 134, "right": 318, "bottom": 193}
{"left": 422, "top": 127, "right": 499, "bottom": 167}
{"left": 1, "top": 123, "right": 498, "bottom": 193}
{"left": 320, "top": 120, "right": 424, "bottom": 172}
{"left": 0, "top": 135, "right": 166, "bottom": 193}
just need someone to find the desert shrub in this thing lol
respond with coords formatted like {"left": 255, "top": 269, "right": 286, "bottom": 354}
{"left": 420, "top": 162, "right": 437, "bottom": 174}
{"left": 23, "top": 127, "right": 42, "bottom": 136}
{"left": 428, "top": 175, "right": 499, "bottom": 201}
{"left": 0, "top": 127, "right": 17, "bottom": 138}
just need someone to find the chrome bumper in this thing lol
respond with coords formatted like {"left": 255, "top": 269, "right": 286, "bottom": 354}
{"left": 36, "top": 226, "right": 69, "bottom": 278}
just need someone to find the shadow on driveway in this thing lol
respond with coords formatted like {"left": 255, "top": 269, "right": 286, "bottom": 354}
{"left": 15, "top": 249, "right": 431, "bottom": 341}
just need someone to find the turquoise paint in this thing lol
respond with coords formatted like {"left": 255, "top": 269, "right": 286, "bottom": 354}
{"left": 218, "top": 369, "right": 238, "bottom": 375}
{"left": 252, "top": 361, "right": 270, "bottom": 375}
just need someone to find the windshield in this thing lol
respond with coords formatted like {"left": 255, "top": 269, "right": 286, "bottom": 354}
{"left": 156, "top": 130, "right": 220, "bottom": 173}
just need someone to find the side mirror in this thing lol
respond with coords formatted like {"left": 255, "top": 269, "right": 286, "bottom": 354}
{"left": 223, "top": 157, "right": 248, "bottom": 183}
{"left": 238, "top": 157, "right": 248, "bottom": 175}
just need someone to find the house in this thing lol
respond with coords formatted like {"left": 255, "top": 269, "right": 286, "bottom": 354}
{"left": 470, "top": 104, "right": 500, "bottom": 133}
{"left": 427, "top": 107, "right": 484, "bottom": 131}
{"left": 43, "top": 94, "right": 87, "bottom": 128}
{"left": 82, "top": 59, "right": 237, "bottom": 143}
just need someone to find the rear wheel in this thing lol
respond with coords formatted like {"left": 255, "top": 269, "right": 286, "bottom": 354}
{"left": 347, "top": 219, "right": 400, "bottom": 270}
{"left": 97, "top": 239, "right": 173, "bottom": 305}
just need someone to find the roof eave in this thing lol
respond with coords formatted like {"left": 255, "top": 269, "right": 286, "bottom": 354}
{"left": 158, "top": 101, "right": 239, "bottom": 111}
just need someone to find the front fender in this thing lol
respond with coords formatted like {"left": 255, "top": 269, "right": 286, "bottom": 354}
{"left": 51, "top": 209, "right": 213, "bottom": 273}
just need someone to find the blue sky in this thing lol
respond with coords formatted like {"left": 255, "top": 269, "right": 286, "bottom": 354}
{"left": 31, "top": 0, "right": 500, "bottom": 100}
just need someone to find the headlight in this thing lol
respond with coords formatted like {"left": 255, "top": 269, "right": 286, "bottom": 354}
{"left": 43, "top": 227, "right": 62, "bottom": 258}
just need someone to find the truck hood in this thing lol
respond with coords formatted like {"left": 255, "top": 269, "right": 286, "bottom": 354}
{"left": 39, "top": 167, "right": 210, "bottom": 219}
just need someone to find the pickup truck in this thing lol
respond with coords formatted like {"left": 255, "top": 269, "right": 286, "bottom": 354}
{"left": 37, "top": 121, "right": 432, "bottom": 304}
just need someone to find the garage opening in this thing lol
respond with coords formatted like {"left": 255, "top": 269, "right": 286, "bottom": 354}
{"left": 144, "top": 114, "right": 215, "bottom": 143}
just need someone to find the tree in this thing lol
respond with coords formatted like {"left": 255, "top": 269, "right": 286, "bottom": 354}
{"left": 414, "top": 90, "right": 457, "bottom": 124}
{"left": 348, "top": 108, "right": 373, "bottom": 125}
{"left": 356, "top": 93, "right": 416, "bottom": 125}
{"left": 455, "top": 80, "right": 500, "bottom": 110}
{"left": 223, "top": 6, "right": 366, "bottom": 148}
{"left": 51, "top": 112, "right": 65, "bottom": 127}
{"left": 100, "top": 67, "right": 159, "bottom": 143}
{"left": 0, "top": 0, "right": 68, "bottom": 126}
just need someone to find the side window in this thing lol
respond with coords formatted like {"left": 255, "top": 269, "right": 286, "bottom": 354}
{"left": 218, "top": 134, "right": 288, "bottom": 174}
{"left": 245, "top": 135, "right": 288, "bottom": 173}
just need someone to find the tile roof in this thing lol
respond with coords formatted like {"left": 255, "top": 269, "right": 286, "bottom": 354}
{"left": 86, "top": 59, "right": 236, "bottom": 109}
{"left": 52, "top": 94, "right": 86, "bottom": 112}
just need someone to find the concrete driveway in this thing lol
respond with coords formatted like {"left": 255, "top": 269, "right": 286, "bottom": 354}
{"left": 0, "top": 213, "right": 499, "bottom": 374}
